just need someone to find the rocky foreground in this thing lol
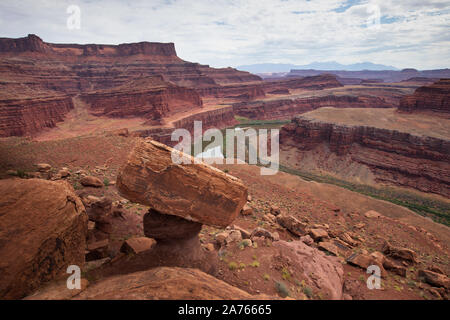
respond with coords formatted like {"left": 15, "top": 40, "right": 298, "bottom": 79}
{"left": 0, "top": 137, "right": 449, "bottom": 300}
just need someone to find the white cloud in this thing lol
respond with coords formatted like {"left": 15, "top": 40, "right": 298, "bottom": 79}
{"left": 0, "top": 0, "right": 448, "bottom": 69}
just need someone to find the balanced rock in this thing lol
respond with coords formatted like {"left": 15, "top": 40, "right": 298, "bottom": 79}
{"left": 116, "top": 139, "right": 248, "bottom": 228}
{"left": 0, "top": 179, "right": 88, "bottom": 299}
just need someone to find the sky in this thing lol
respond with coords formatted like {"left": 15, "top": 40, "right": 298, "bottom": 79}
{"left": 0, "top": 0, "right": 449, "bottom": 70}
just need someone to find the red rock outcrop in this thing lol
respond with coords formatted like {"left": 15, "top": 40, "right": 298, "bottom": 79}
{"left": 280, "top": 116, "right": 450, "bottom": 197}
{"left": 399, "top": 79, "right": 450, "bottom": 113}
{"left": 81, "top": 76, "right": 202, "bottom": 121}
{"left": 234, "top": 95, "right": 394, "bottom": 120}
{"left": 264, "top": 74, "right": 343, "bottom": 92}
{"left": 116, "top": 139, "right": 248, "bottom": 227}
{"left": 196, "top": 82, "right": 265, "bottom": 100}
{"left": 0, "top": 179, "right": 88, "bottom": 299}
{"left": 0, "top": 94, "right": 74, "bottom": 137}
{"left": 132, "top": 106, "right": 237, "bottom": 146}
{"left": 73, "top": 267, "right": 273, "bottom": 300}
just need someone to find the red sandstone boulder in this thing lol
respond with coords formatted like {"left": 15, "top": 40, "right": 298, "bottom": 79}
{"left": 0, "top": 179, "right": 88, "bottom": 299}
{"left": 116, "top": 139, "right": 248, "bottom": 228}
{"left": 80, "top": 176, "right": 103, "bottom": 188}
{"left": 73, "top": 267, "right": 273, "bottom": 300}
{"left": 120, "top": 237, "right": 156, "bottom": 255}
{"left": 273, "top": 240, "right": 344, "bottom": 300}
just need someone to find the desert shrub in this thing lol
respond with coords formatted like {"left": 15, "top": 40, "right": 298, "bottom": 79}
{"left": 228, "top": 261, "right": 238, "bottom": 271}
{"left": 302, "top": 286, "right": 313, "bottom": 298}
{"left": 275, "top": 281, "right": 290, "bottom": 298}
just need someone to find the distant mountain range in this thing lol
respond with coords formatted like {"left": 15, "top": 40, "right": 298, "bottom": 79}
{"left": 237, "top": 61, "right": 399, "bottom": 73}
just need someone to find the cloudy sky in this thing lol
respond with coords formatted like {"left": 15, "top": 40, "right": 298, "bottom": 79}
{"left": 0, "top": 0, "right": 449, "bottom": 69}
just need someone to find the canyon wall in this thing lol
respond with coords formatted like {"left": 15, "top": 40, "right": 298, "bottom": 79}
{"left": 280, "top": 117, "right": 450, "bottom": 197}
{"left": 0, "top": 95, "right": 74, "bottom": 137}
{"left": 234, "top": 95, "right": 394, "bottom": 120}
{"left": 81, "top": 77, "right": 202, "bottom": 122}
{"left": 399, "top": 79, "right": 450, "bottom": 113}
{"left": 133, "top": 106, "right": 237, "bottom": 146}
{"left": 0, "top": 34, "right": 263, "bottom": 137}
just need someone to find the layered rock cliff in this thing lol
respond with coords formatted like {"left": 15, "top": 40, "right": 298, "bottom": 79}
{"left": 81, "top": 77, "right": 202, "bottom": 122}
{"left": 234, "top": 95, "right": 394, "bottom": 120}
{"left": 0, "top": 35, "right": 262, "bottom": 137}
{"left": 399, "top": 79, "right": 450, "bottom": 113}
{"left": 133, "top": 106, "right": 237, "bottom": 146}
{"left": 0, "top": 94, "right": 74, "bottom": 137}
{"left": 280, "top": 115, "right": 450, "bottom": 197}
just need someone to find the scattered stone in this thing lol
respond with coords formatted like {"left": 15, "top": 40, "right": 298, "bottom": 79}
{"left": 370, "top": 251, "right": 385, "bottom": 265}
{"left": 215, "top": 232, "right": 229, "bottom": 246}
{"left": 300, "top": 235, "right": 314, "bottom": 246}
{"left": 364, "top": 210, "right": 382, "bottom": 218}
{"left": 80, "top": 176, "right": 103, "bottom": 188}
{"left": 270, "top": 206, "right": 281, "bottom": 216}
{"left": 271, "top": 232, "right": 280, "bottom": 242}
{"left": 429, "top": 265, "right": 445, "bottom": 275}
{"left": 418, "top": 270, "right": 450, "bottom": 289}
{"left": 83, "top": 257, "right": 111, "bottom": 272}
{"left": 204, "top": 243, "right": 215, "bottom": 252}
{"left": 0, "top": 179, "right": 88, "bottom": 299}
{"left": 382, "top": 241, "right": 417, "bottom": 264}
{"left": 120, "top": 237, "right": 156, "bottom": 255}
{"left": 354, "top": 222, "right": 365, "bottom": 229}
{"left": 309, "top": 228, "right": 329, "bottom": 241}
{"left": 225, "top": 230, "right": 242, "bottom": 244}
{"left": 232, "top": 225, "right": 251, "bottom": 239}
{"left": 86, "top": 239, "right": 109, "bottom": 261}
{"left": 318, "top": 241, "right": 339, "bottom": 256}
{"left": 36, "top": 163, "right": 51, "bottom": 172}
{"left": 240, "top": 204, "right": 253, "bottom": 216}
{"left": 116, "top": 139, "right": 248, "bottom": 228}
{"left": 58, "top": 169, "right": 70, "bottom": 178}
{"left": 339, "top": 232, "right": 359, "bottom": 247}
{"left": 346, "top": 253, "right": 374, "bottom": 269}
{"left": 276, "top": 215, "right": 307, "bottom": 236}
{"left": 251, "top": 227, "right": 275, "bottom": 240}
{"left": 383, "top": 258, "right": 406, "bottom": 277}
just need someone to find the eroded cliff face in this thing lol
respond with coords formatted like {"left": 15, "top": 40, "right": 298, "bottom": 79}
{"left": 81, "top": 77, "right": 202, "bottom": 122}
{"left": 234, "top": 95, "right": 394, "bottom": 120}
{"left": 0, "top": 95, "right": 74, "bottom": 137}
{"left": 0, "top": 35, "right": 262, "bottom": 137}
{"left": 264, "top": 74, "right": 343, "bottom": 92}
{"left": 399, "top": 79, "right": 450, "bottom": 113}
{"left": 280, "top": 117, "right": 450, "bottom": 197}
{"left": 133, "top": 106, "right": 237, "bottom": 146}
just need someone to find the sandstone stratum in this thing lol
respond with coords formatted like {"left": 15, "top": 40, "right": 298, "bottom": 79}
{"left": 280, "top": 107, "right": 450, "bottom": 197}
{"left": 399, "top": 79, "right": 450, "bottom": 113}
